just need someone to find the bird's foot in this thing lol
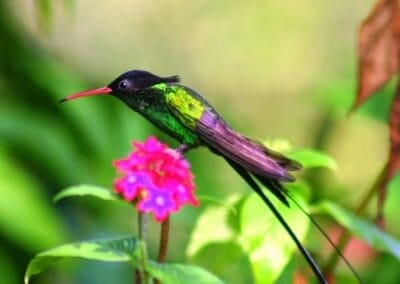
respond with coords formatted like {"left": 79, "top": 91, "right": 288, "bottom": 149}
{"left": 176, "top": 144, "right": 190, "bottom": 154}
{"left": 176, "top": 144, "right": 199, "bottom": 155}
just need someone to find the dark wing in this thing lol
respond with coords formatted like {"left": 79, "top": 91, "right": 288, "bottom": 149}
{"left": 195, "top": 108, "right": 299, "bottom": 182}
{"left": 165, "top": 87, "right": 301, "bottom": 204}
{"left": 197, "top": 108, "right": 304, "bottom": 205}
{"left": 165, "top": 86, "right": 300, "bottom": 181}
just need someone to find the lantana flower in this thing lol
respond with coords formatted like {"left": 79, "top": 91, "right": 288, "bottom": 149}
{"left": 113, "top": 136, "right": 198, "bottom": 222}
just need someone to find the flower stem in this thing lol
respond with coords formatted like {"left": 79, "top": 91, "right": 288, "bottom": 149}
{"left": 154, "top": 217, "right": 170, "bottom": 284}
{"left": 136, "top": 212, "right": 149, "bottom": 284}
{"left": 157, "top": 217, "right": 170, "bottom": 262}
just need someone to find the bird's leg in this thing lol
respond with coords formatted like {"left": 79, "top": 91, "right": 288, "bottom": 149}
{"left": 176, "top": 144, "right": 191, "bottom": 154}
{"left": 176, "top": 143, "right": 198, "bottom": 154}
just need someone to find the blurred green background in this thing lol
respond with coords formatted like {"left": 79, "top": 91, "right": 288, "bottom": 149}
{"left": 1, "top": 0, "right": 399, "bottom": 283}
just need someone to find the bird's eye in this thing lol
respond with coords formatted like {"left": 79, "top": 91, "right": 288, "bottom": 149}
{"left": 119, "top": 80, "right": 128, "bottom": 90}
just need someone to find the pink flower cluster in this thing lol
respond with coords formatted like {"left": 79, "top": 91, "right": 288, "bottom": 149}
{"left": 113, "top": 136, "right": 198, "bottom": 222}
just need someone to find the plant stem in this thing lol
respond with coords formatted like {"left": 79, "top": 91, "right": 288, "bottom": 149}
{"left": 136, "top": 212, "right": 149, "bottom": 284}
{"left": 323, "top": 164, "right": 387, "bottom": 274}
{"left": 157, "top": 217, "right": 170, "bottom": 262}
{"left": 376, "top": 163, "right": 390, "bottom": 228}
{"left": 154, "top": 217, "right": 170, "bottom": 284}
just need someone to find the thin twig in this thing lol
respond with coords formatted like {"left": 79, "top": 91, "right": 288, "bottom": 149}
{"left": 376, "top": 163, "right": 390, "bottom": 228}
{"left": 155, "top": 217, "right": 170, "bottom": 284}
{"left": 157, "top": 217, "right": 170, "bottom": 262}
{"left": 323, "top": 164, "right": 387, "bottom": 275}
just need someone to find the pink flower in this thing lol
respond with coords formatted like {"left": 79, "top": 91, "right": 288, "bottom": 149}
{"left": 113, "top": 136, "right": 198, "bottom": 222}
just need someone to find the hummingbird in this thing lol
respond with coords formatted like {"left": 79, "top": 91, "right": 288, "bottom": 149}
{"left": 61, "top": 70, "right": 354, "bottom": 283}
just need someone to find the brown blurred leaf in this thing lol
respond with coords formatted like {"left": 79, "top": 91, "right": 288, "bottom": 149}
{"left": 375, "top": 77, "right": 400, "bottom": 227}
{"left": 353, "top": 0, "right": 400, "bottom": 226}
{"left": 377, "top": 83, "right": 400, "bottom": 220}
{"left": 354, "top": 0, "right": 400, "bottom": 108}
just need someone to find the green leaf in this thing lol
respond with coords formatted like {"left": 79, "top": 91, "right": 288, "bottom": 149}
{"left": 197, "top": 194, "right": 238, "bottom": 215}
{"left": 186, "top": 195, "right": 241, "bottom": 258}
{"left": 25, "top": 236, "right": 139, "bottom": 284}
{"left": 263, "top": 139, "right": 293, "bottom": 152}
{"left": 287, "top": 149, "right": 337, "bottom": 170}
{"left": 190, "top": 241, "right": 252, "bottom": 284}
{"left": 53, "top": 185, "right": 120, "bottom": 203}
{"left": 314, "top": 201, "right": 400, "bottom": 259}
{"left": 385, "top": 173, "right": 400, "bottom": 235}
{"left": 147, "top": 261, "right": 224, "bottom": 284}
{"left": 24, "top": 234, "right": 224, "bottom": 284}
{"left": 240, "top": 192, "right": 310, "bottom": 283}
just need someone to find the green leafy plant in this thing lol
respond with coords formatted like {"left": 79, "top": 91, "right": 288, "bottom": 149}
{"left": 26, "top": 142, "right": 400, "bottom": 283}
{"left": 25, "top": 137, "right": 222, "bottom": 284}
{"left": 2, "top": 1, "right": 400, "bottom": 283}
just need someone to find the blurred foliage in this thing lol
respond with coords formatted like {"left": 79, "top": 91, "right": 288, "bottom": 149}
{"left": 314, "top": 200, "right": 400, "bottom": 259}
{"left": 25, "top": 233, "right": 224, "bottom": 284}
{"left": 25, "top": 143, "right": 400, "bottom": 283}
{"left": 1, "top": 0, "right": 400, "bottom": 283}
{"left": 187, "top": 188, "right": 310, "bottom": 284}
{"left": 24, "top": 147, "right": 332, "bottom": 284}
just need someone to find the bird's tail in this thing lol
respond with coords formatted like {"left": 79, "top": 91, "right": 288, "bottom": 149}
{"left": 285, "top": 192, "right": 363, "bottom": 283}
{"left": 225, "top": 157, "right": 328, "bottom": 284}
{"left": 225, "top": 157, "right": 362, "bottom": 283}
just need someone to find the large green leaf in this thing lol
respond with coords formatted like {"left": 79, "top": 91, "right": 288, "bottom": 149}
{"left": 314, "top": 201, "right": 400, "bottom": 259}
{"left": 197, "top": 194, "right": 238, "bottom": 215}
{"left": 147, "top": 261, "right": 224, "bottom": 284}
{"left": 240, "top": 192, "right": 310, "bottom": 284}
{"left": 188, "top": 189, "right": 313, "bottom": 283}
{"left": 53, "top": 184, "right": 121, "bottom": 203}
{"left": 385, "top": 173, "right": 400, "bottom": 236}
{"left": 186, "top": 195, "right": 240, "bottom": 258}
{"left": 187, "top": 194, "right": 253, "bottom": 283}
{"left": 286, "top": 149, "right": 337, "bottom": 170}
{"left": 190, "top": 241, "right": 252, "bottom": 284}
{"left": 25, "top": 236, "right": 139, "bottom": 284}
{"left": 24, "top": 235, "right": 224, "bottom": 284}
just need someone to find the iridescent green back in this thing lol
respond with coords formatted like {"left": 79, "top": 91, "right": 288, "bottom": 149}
{"left": 138, "top": 83, "right": 202, "bottom": 146}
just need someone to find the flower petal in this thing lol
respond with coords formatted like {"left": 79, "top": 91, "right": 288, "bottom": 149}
{"left": 113, "top": 137, "right": 198, "bottom": 222}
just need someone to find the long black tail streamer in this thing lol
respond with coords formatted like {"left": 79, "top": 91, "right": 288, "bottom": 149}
{"left": 225, "top": 158, "right": 327, "bottom": 284}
